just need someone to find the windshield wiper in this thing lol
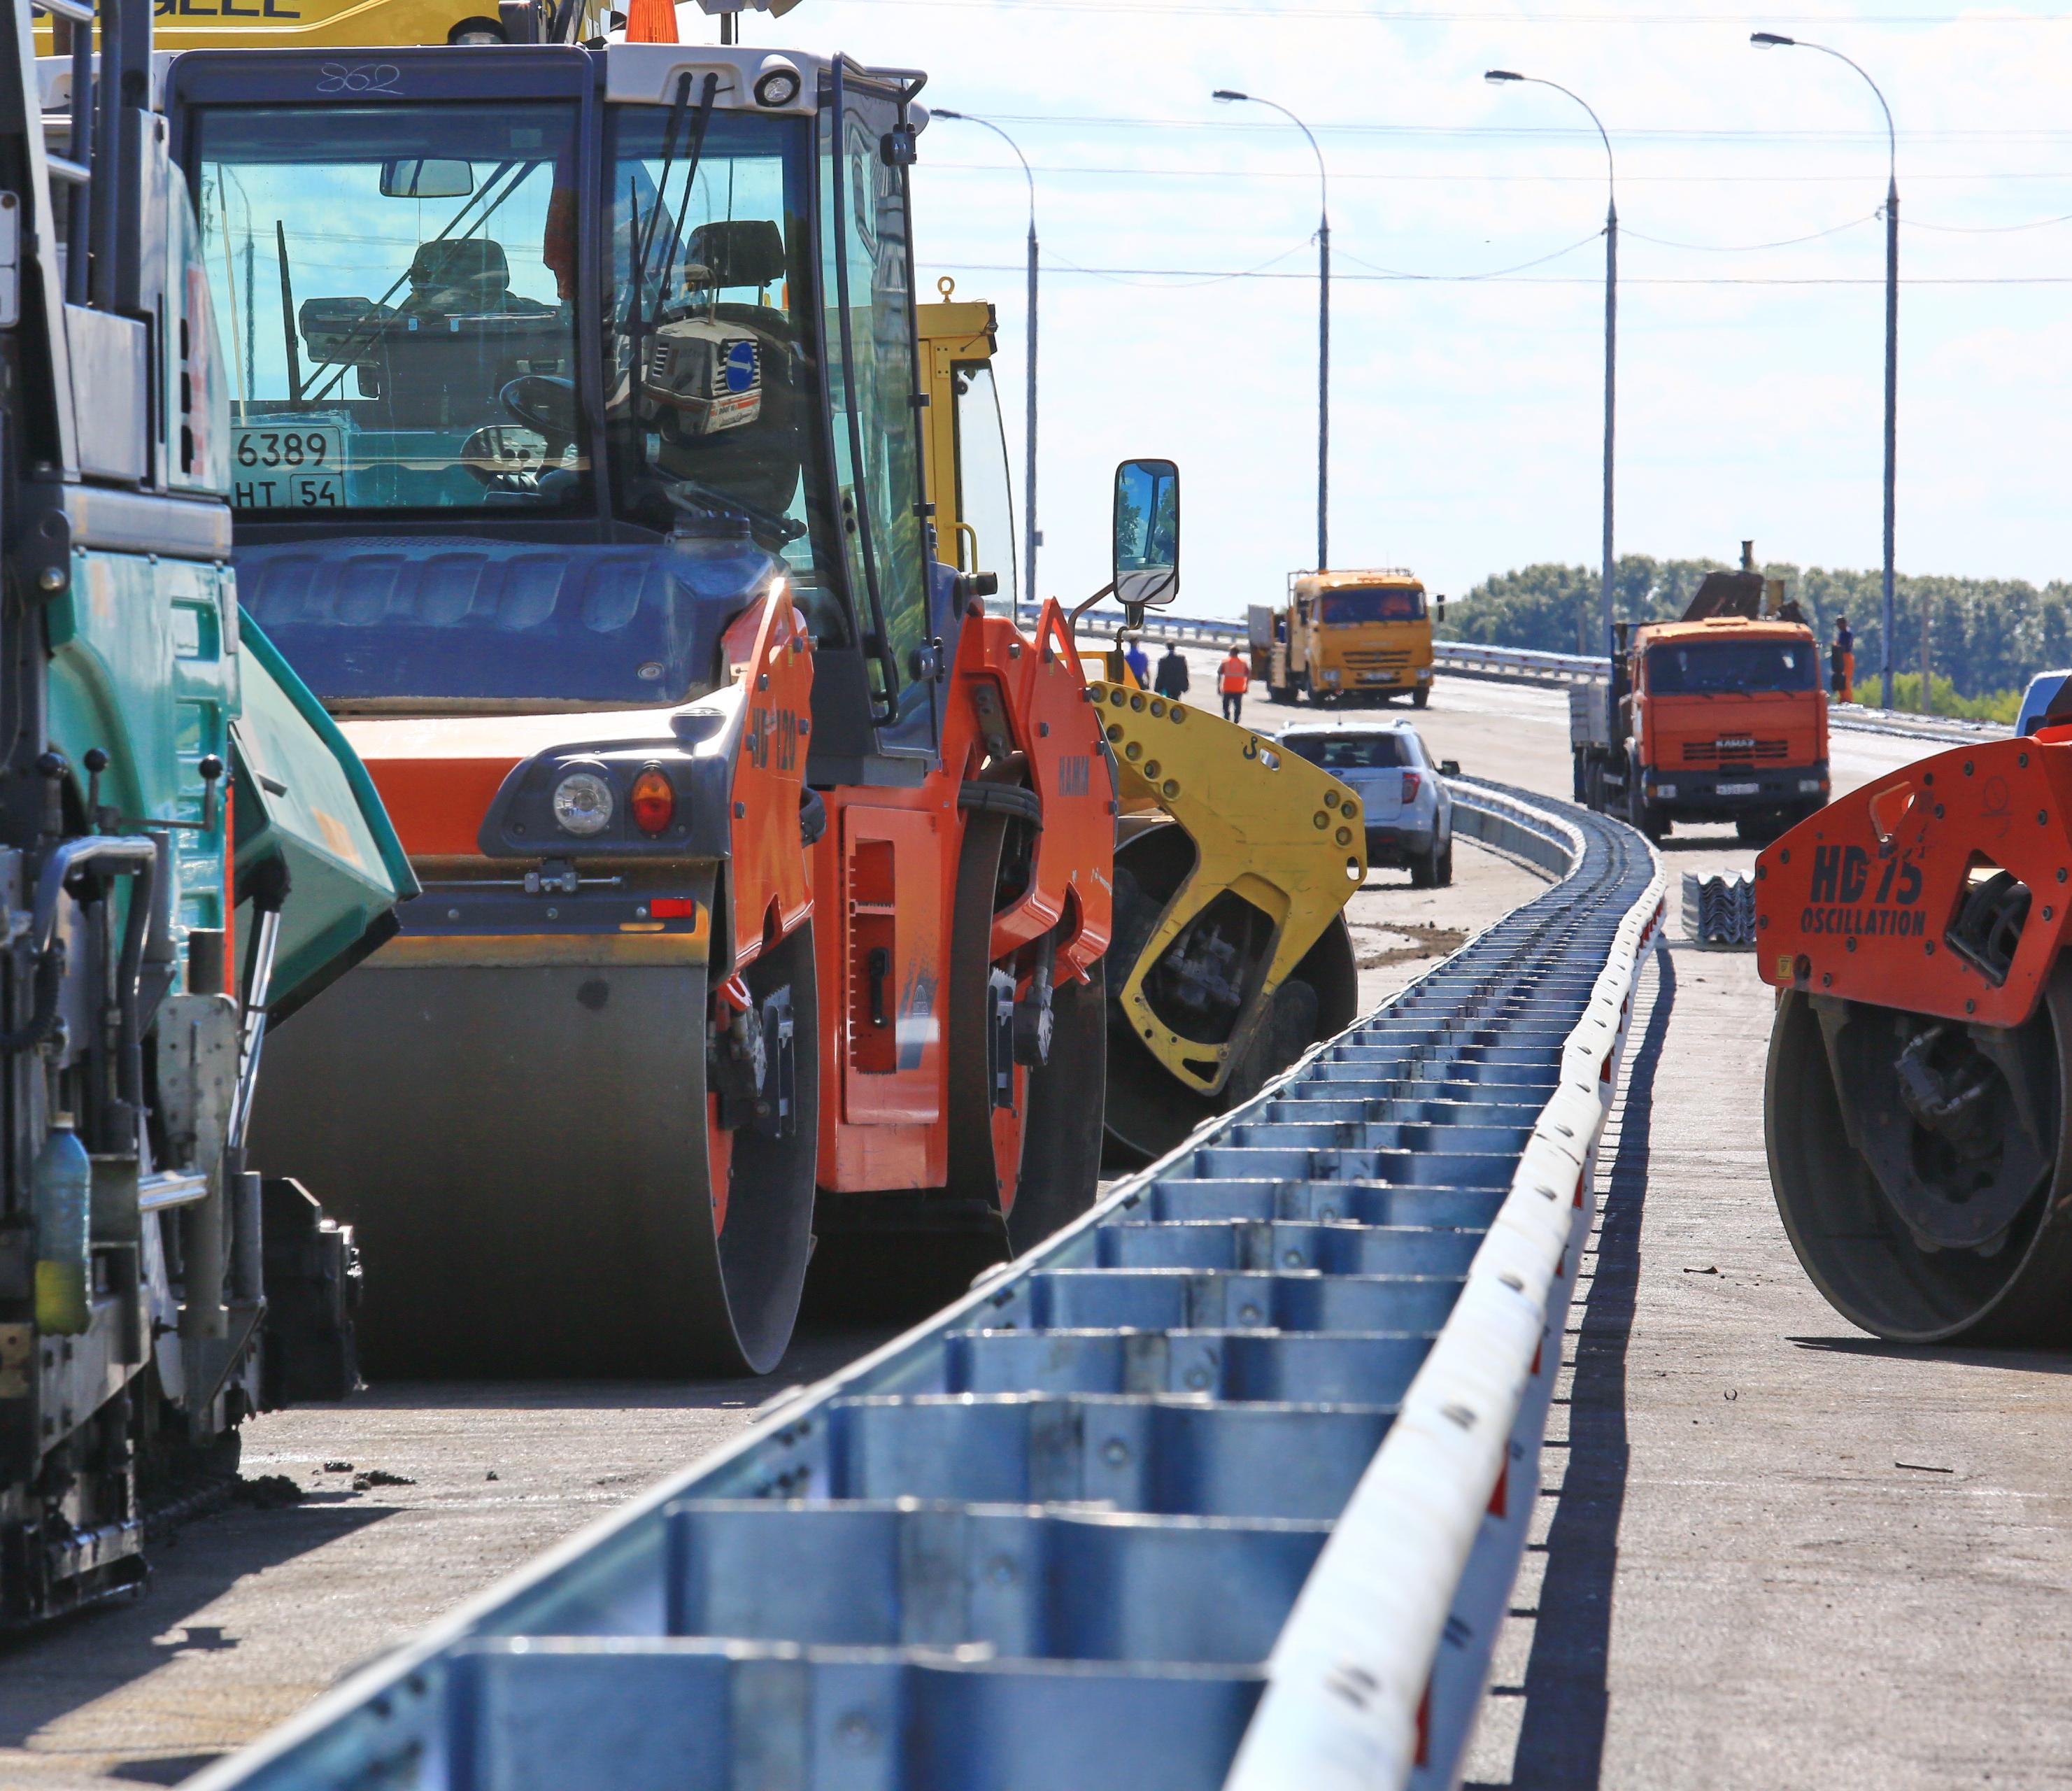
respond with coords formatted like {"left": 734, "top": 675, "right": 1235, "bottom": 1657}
{"left": 626, "top": 71, "right": 720, "bottom": 345}
{"left": 302, "top": 157, "right": 537, "bottom": 407}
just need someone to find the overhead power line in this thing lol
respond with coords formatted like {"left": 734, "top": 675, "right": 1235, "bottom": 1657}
{"left": 923, "top": 258, "right": 2072, "bottom": 287}
{"left": 967, "top": 111, "right": 2072, "bottom": 146}
{"left": 872, "top": 0, "right": 2067, "bottom": 23}
{"left": 928, "top": 157, "right": 2072, "bottom": 186}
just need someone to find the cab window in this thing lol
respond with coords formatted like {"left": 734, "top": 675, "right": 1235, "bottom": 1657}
{"left": 1283, "top": 731, "right": 1405, "bottom": 770}
{"left": 606, "top": 103, "right": 846, "bottom": 643}
{"left": 194, "top": 102, "right": 582, "bottom": 514}
{"left": 1319, "top": 588, "right": 1424, "bottom": 625}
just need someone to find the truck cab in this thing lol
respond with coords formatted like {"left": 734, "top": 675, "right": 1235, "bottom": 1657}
{"left": 1574, "top": 614, "right": 1829, "bottom": 842}
{"left": 1270, "top": 569, "right": 1438, "bottom": 709}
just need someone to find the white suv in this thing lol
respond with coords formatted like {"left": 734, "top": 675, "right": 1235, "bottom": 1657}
{"left": 1278, "top": 720, "right": 1457, "bottom": 888}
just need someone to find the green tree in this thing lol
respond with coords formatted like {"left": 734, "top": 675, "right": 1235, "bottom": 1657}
{"left": 1441, "top": 557, "right": 2072, "bottom": 709}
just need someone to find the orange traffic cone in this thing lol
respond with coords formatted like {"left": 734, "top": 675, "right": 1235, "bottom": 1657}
{"left": 625, "top": 0, "right": 677, "bottom": 41}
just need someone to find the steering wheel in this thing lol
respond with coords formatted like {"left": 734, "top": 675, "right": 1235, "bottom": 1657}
{"left": 499, "top": 374, "right": 578, "bottom": 462}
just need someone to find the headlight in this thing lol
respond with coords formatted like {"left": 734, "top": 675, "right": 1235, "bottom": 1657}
{"left": 1798, "top": 778, "right": 1825, "bottom": 793}
{"left": 753, "top": 56, "right": 803, "bottom": 107}
{"left": 1651, "top": 783, "right": 1677, "bottom": 799}
{"left": 1415, "top": 667, "right": 1431, "bottom": 679}
{"left": 553, "top": 770, "right": 614, "bottom": 836}
{"left": 1324, "top": 669, "right": 1342, "bottom": 684}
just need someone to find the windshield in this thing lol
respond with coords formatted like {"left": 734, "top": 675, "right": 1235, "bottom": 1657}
{"left": 1647, "top": 639, "right": 1817, "bottom": 695}
{"left": 195, "top": 103, "right": 583, "bottom": 514}
{"left": 1282, "top": 732, "right": 1407, "bottom": 770}
{"left": 1319, "top": 588, "right": 1424, "bottom": 625}
{"left": 952, "top": 361, "right": 1018, "bottom": 609}
{"left": 606, "top": 103, "right": 847, "bottom": 643}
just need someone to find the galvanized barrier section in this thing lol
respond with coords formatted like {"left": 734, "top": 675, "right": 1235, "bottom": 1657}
{"left": 191, "top": 781, "right": 1662, "bottom": 1791}
{"left": 1435, "top": 641, "right": 1608, "bottom": 690}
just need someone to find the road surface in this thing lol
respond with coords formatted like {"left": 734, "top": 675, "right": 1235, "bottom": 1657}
{"left": 8, "top": 665, "right": 2062, "bottom": 1791}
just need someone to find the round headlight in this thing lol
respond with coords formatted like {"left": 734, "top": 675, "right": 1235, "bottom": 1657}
{"left": 753, "top": 63, "right": 802, "bottom": 108}
{"left": 553, "top": 770, "right": 614, "bottom": 836}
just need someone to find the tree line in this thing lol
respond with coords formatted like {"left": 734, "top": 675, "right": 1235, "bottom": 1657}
{"left": 1440, "top": 556, "right": 2072, "bottom": 716}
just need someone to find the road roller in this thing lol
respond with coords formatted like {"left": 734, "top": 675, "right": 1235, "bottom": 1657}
{"left": 1756, "top": 713, "right": 2072, "bottom": 1343}
{"left": 163, "top": 38, "right": 1156, "bottom": 1376}
{"left": 916, "top": 294, "right": 1364, "bottom": 1166}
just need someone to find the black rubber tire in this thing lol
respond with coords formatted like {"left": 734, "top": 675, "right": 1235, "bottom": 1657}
{"left": 250, "top": 929, "right": 819, "bottom": 1378}
{"left": 1007, "top": 956, "right": 1109, "bottom": 1255}
{"left": 1410, "top": 846, "right": 1436, "bottom": 890}
{"left": 1766, "top": 975, "right": 2072, "bottom": 1343}
{"left": 1102, "top": 914, "right": 1356, "bottom": 1167}
{"left": 1433, "top": 838, "right": 1454, "bottom": 887}
{"left": 944, "top": 809, "right": 1026, "bottom": 1233}
{"left": 1411, "top": 685, "right": 1430, "bottom": 709}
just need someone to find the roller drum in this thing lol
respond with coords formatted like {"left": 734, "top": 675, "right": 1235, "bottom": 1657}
{"left": 1766, "top": 970, "right": 2072, "bottom": 1345}
{"left": 250, "top": 930, "right": 818, "bottom": 1378}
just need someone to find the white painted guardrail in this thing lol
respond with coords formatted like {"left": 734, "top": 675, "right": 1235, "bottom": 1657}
{"left": 1228, "top": 798, "right": 1667, "bottom": 1791}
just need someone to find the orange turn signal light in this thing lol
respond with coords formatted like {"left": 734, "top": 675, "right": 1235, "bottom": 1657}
{"left": 630, "top": 766, "right": 676, "bottom": 835}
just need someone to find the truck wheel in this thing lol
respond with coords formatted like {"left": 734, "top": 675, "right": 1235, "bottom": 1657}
{"left": 1736, "top": 816, "right": 1778, "bottom": 846}
{"left": 1627, "top": 781, "right": 1666, "bottom": 843}
{"left": 1410, "top": 846, "right": 1437, "bottom": 890}
{"left": 1412, "top": 685, "right": 1430, "bottom": 709}
{"left": 1434, "top": 839, "right": 1454, "bottom": 886}
{"left": 1584, "top": 763, "right": 1606, "bottom": 812}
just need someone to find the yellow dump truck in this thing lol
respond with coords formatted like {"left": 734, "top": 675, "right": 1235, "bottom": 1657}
{"left": 1255, "top": 568, "right": 1442, "bottom": 709}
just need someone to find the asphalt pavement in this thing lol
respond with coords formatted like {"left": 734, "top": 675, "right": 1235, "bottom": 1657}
{"left": 6, "top": 665, "right": 2060, "bottom": 1790}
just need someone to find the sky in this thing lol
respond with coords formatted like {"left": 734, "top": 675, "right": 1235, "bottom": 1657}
{"left": 674, "top": 0, "right": 2072, "bottom": 621}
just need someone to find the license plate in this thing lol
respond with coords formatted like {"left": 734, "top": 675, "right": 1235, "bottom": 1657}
{"left": 1717, "top": 781, "right": 1760, "bottom": 796}
{"left": 232, "top": 421, "right": 346, "bottom": 509}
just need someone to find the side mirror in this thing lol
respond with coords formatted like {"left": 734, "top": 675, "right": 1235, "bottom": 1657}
{"left": 1440, "top": 758, "right": 1461, "bottom": 777}
{"left": 1112, "top": 458, "right": 1179, "bottom": 610}
{"left": 1435, "top": 595, "right": 1447, "bottom": 623}
{"left": 381, "top": 158, "right": 475, "bottom": 199}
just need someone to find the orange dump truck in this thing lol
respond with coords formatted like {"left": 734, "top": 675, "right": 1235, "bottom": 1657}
{"left": 1570, "top": 555, "right": 1829, "bottom": 843}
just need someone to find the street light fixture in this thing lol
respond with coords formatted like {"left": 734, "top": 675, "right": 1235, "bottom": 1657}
{"left": 932, "top": 108, "right": 1039, "bottom": 628}
{"left": 1214, "top": 87, "right": 1330, "bottom": 571}
{"left": 1485, "top": 70, "right": 1618, "bottom": 662}
{"left": 1752, "top": 31, "right": 1903, "bottom": 710}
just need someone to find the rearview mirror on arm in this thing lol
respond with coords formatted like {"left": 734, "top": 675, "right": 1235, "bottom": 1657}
{"left": 380, "top": 158, "right": 476, "bottom": 199}
{"left": 1112, "top": 458, "right": 1179, "bottom": 609}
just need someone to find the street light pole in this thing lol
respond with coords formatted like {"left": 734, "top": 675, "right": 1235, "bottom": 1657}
{"left": 1486, "top": 72, "right": 1617, "bottom": 662}
{"left": 1215, "top": 90, "right": 1329, "bottom": 570}
{"left": 932, "top": 109, "right": 1039, "bottom": 628}
{"left": 1753, "top": 32, "right": 1901, "bottom": 711}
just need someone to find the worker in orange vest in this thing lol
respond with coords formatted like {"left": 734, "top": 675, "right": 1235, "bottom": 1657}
{"left": 1218, "top": 647, "right": 1250, "bottom": 723}
{"left": 1830, "top": 615, "right": 1854, "bottom": 704}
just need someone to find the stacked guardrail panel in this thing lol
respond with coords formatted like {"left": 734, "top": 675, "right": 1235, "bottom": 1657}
{"left": 1682, "top": 870, "right": 1758, "bottom": 948}
{"left": 192, "top": 781, "right": 1662, "bottom": 1791}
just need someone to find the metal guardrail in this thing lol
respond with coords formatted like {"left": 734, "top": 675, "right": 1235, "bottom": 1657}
{"left": 1433, "top": 642, "right": 1607, "bottom": 690}
{"left": 1825, "top": 701, "right": 2005, "bottom": 743}
{"left": 993, "top": 600, "right": 1248, "bottom": 648}
{"left": 1433, "top": 640, "right": 2016, "bottom": 745}
{"left": 190, "top": 779, "right": 1663, "bottom": 1791}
